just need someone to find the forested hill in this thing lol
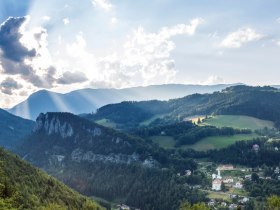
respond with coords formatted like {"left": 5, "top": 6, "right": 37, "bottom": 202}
{"left": 16, "top": 112, "right": 202, "bottom": 210}
{"left": 0, "top": 148, "right": 103, "bottom": 210}
{"left": 85, "top": 85, "right": 280, "bottom": 128}
{"left": 0, "top": 108, "right": 34, "bottom": 149}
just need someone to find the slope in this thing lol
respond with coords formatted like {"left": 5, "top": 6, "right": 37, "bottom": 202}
{"left": 0, "top": 148, "right": 103, "bottom": 210}
{"left": 16, "top": 112, "right": 204, "bottom": 210}
{"left": 0, "top": 108, "right": 34, "bottom": 149}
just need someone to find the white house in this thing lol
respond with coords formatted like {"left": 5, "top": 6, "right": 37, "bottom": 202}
{"left": 234, "top": 182, "right": 243, "bottom": 189}
{"left": 223, "top": 177, "right": 234, "bottom": 184}
{"left": 212, "top": 179, "right": 222, "bottom": 191}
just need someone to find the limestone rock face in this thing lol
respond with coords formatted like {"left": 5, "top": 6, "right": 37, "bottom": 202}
{"left": 33, "top": 113, "right": 74, "bottom": 138}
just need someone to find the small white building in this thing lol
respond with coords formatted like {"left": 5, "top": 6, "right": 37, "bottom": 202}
{"left": 223, "top": 176, "right": 234, "bottom": 184}
{"left": 234, "top": 182, "right": 243, "bottom": 189}
{"left": 212, "top": 179, "right": 222, "bottom": 191}
{"left": 245, "top": 174, "right": 252, "bottom": 180}
{"left": 252, "top": 144, "right": 260, "bottom": 152}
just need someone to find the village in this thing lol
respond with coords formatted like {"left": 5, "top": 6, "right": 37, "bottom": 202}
{"left": 113, "top": 143, "right": 280, "bottom": 210}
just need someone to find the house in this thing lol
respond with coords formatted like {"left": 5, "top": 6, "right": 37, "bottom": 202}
{"left": 242, "top": 197, "right": 249, "bottom": 203}
{"left": 229, "top": 194, "right": 237, "bottom": 199}
{"left": 221, "top": 202, "right": 227, "bottom": 207}
{"left": 245, "top": 174, "right": 252, "bottom": 180}
{"left": 223, "top": 177, "right": 234, "bottom": 184}
{"left": 217, "top": 164, "right": 234, "bottom": 171}
{"left": 252, "top": 144, "right": 260, "bottom": 152}
{"left": 117, "top": 204, "right": 130, "bottom": 210}
{"left": 185, "top": 170, "right": 192, "bottom": 176}
{"left": 234, "top": 182, "right": 243, "bottom": 189}
{"left": 212, "top": 179, "right": 222, "bottom": 191}
{"left": 229, "top": 204, "right": 238, "bottom": 209}
{"left": 208, "top": 199, "right": 216, "bottom": 206}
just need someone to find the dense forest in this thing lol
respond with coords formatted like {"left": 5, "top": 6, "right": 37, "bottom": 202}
{"left": 179, "top": 138, "right": 280, "bottom": 167}
{"left": 0, "top": 148, "right": 103, "bottom": 210}
{"left": 132, "top": 121, "right": 251, "bottom": 146}
{"left": 16, "top": 112, "right": 206, "bottom": 210}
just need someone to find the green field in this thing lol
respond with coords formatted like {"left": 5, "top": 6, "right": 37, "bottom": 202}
{"left": 202, "top": 115, "right": 275, "bottom": 130}
{"left": 150, "top": 136, "right": 175, "bottom": 149}
{"left": 95, "top": 118, "right": 117, "bottom": 128}
{"left": 151, "top": 133, "right": 258, "bottom": 151}
{"left": 182, "top": 134, "right": 258, "bottom": 151}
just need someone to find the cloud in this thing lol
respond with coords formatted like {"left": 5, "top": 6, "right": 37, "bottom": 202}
{"left": 0, "top": 16, "right": 58, "bottom": 89}
{"left": 57, "top": 71, "right": 88, "bottom": 84}
{"left": 90, "top": 18, "right": 204, "bottom": 87}
{"left": 0, "top": 77, "right": 23, "bottom": 95}
{"left": 63, "top": 18, "right": 70, "bottom": 25}
{"left": 221, "top": 28, "right": 264, "bottom": 48}
{"left": 199, "top": 75, "right": 224, "bottom": 85}
{"left": 277, "top": 18, "right": 280, "bottom": 24}
{"left": 0, "top": 17, "right": 36, "bottom": 62}
{"left": 92, "top": 0, "right": 113, "bottom": 12}
{"left": 42, "top": 16, "right": 51, "bottom": 21}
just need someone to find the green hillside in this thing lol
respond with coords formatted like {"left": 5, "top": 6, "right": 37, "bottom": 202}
{"left": 0, "top": 148, "right": 103, "bottom": 210}
{"left": 85, "top": 85, "right": 280, "bottom": 129}
{"left": 202, "top": 115, "right": 275, "bottom": 130}
{"left": 182, "top": 133, "right": 258, "bottom": 151}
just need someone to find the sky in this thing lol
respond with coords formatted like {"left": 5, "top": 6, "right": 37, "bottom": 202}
{"left": 0, "top": 0, "right": 280, "bottom": 108}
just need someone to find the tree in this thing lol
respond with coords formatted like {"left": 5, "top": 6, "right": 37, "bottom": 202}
{"left": 267, "top": 195, "right": 280, "bottom": 210}
{"left": 180, "top": 202, "right": 210, "bottom": 210}
{"left": 251, "top": 173, "right": 259, "bottom": 182}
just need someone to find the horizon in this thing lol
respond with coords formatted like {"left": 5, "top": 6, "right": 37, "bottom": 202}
{"left": 1, "top": 0, "right": 280, "bottom": 108}
{"left": 3, "top": 82, "right": 280, "bottom": 110}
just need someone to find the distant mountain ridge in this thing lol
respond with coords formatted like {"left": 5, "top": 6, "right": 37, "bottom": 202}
{"left": 86, "top": 85, "right": 280, "bottom": 129}
{"left": 8, "top": 84, "right": 240, "bottom": 120}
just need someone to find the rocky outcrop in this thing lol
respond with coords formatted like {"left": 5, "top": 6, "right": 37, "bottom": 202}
{"left": 33, "top": 113, "right": 74, "bottom": 138}
{"left": 70, "top": 148, "right": 158, "bottom": 167}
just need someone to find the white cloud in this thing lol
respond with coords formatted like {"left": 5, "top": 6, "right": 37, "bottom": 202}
{"left": 53, "top": 19, "right": 203, "bottom": 89}
{"left": 199, "top": 76, "right": 224, "bottom": 85}
{"left": 110, "top": 17, "right": 118, "bottom": 24}
{"left": 42, "top": 16, "right": 51, "bottom": 21}
{"left": 221, "top": 28, "right": 265, "bottom": 48}
{"left": 92, "top": 0, "right": 113, "bottom": 12}
{"left": 63, "top": 18, "right": 70, "bottom": 25}
{"left": 91, "top": 18, "right": 204, "bottom": 87}
{"left": 277, "top": 41, "right": 280, "bottom": 46}
{"left": 277, "top": 18, "right": 280, "bottom": 24}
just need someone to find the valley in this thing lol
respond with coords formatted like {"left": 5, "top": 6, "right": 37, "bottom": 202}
{"left": 0, "top": 85, "right": 280, "bottom": 210}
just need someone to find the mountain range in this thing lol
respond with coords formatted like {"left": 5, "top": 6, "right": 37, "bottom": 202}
{"left": 85, "top": 85, "right": 280, "bottom": 129}
{"left": 8, "top": 84, "right": 240, "bottom": 120}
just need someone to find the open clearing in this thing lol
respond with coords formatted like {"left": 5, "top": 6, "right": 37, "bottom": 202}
{"left": 202, "top": 115, "right": 274, "bottom": 130}
{"left": 182, "top": 134, "right": 258, "bottom": 151}
{"left": 151, "top": 133, "right": 258, "bottom": 151}
{"left": 149, "top": 136, "right": 175, "bottom": 149}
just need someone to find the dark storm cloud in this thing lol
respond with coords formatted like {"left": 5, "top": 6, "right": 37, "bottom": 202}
{"left": 0, "top": 17, "right": 36, "bottom": 63}
{"left": 57, "top": 71, "right": 88, "bottom": 84}
{"left": 0, "top": 77, "right": 23, "bottom": 95}
{"left": 0, "top": 17, "right": 57, "bottom": 88}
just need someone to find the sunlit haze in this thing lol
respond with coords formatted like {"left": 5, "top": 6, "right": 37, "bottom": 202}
{"left": 0, "top": 0, "right": 280, "bottom": 108}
